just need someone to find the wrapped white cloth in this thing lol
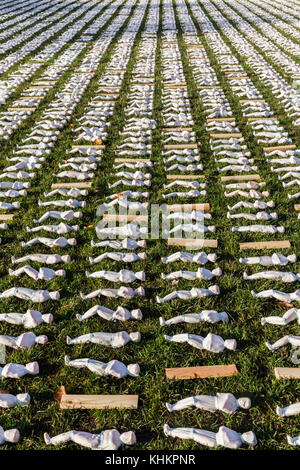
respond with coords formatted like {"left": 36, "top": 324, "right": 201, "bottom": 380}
{"left": 166, "top": 223, "right": 215, "bottom": 235}
{"left": 239, "top": 254, "right": 296, "bottom": 266}
{"left": 0, "top": 426, "right": 20, "bottom": 445}
{"left": 96, "top": 222, "right": 147, "bottom": 239}
{"left": 161, "top": 252, "right": 216, "bottom": 264}
{"left": 21, "top": 237, "right": 76, "bottom": 248}
{"left": 11, "top": 254, "right": 70, "bottom": 264}
{"left": 160, "top": 310, "right": 228, "bottom": 326}
{"left": 261, "top": 308, "right": 300, "bottom": 326}
{"left": 161, "top": 267, "right": 222, "bottom": 280}
{"left": 34, "top": 211, "right": 82, "bottom": 223}
{"left": 0, "top": 287, "right": 59, "bottom": 302}
{"left": 91, "top": 238, "right": 146, "bottom": 250}
{"left": 164, "top": 424, "right": 257, "bottom": 449}
{"left": 287, "top": 435, "right": 300, "bottom": 446}
{"left": 228, "top": 211, "right": 277, "bottom": 221}
{"left": 0, "top": 310, "right": 53, "bottom": 328}
{"left": 228, "top": 200, "right": 275, "bottom": 210}
{"left": 232, "top": 225, "right": 284, "bottom": 233}
{"left": 66, "top": 331, "right": 141, "bottom": 348}
{"left": 266, "top": 335, "right": 300, "bottom": 352}
{"left": 166, "top": 393, "right": 251, "bottom": 413}
{"left": 244, "top": 271, "right": 300, "bottom": 282}
{"left": 44, "top": 429, "right": 136, "bottom": 450}
{"left": 64, "top": 356, "right": 140, "bottom": 378}
{"left": 9, "top": 266, "right": 65, "bottom": 280}
{"left": 252, "top": 289, "right": 300, "bottom": 302}
{"left": 85, "top": 269, "right": 145, "bottom": 282}
{"left": 0, "top": 362, "right": 39, "bottom": 378}
{"left": 0, "top": 393, "right": 30, "bottom": 408}
{"left": 0, "top": 331, "right": 48, "bottom": 349}
{"left": 164, "top": 332, "right": 237, "bottom": 353}
{"left": 276, "top": 402, "right": 300, "bottom": 417}
{"left": 26, "top": 223, "right": 79, "bottom": 234}
{"left": 156, "top": 285, "right": 220, "bottom": 304}
{"left": 89, "top": 252, "right": 146, "bottom": 264}
{"left": 76, "top": 305, "right": 142, "bottom": 322}
{"left": 80, "top": 286, "right": 144, "bottom": 300}
{"left": 38, "top": 199, "right": 85, "bottom": 209}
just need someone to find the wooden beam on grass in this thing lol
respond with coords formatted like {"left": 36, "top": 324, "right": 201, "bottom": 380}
{"left": 263, "top": 145, "right": 296, "bottom": 152}
{"left": 162, "top": 127, "right": 193, "bottom": 132}
{"left": 167, "top": 238, "right": 218, "bottom": 249}
{"left": 221, "top": 174, "right": 260, "bottom": 182}
{"left": 0, "top": 214, "right": 13, "bottom": 221}
{"left": 210, "top": 133, "right": 242, "bottom": 139}
{"left": 206, "top": 118, "right": 235, "bottom": 123}
{"left": 51, "top": 182, "right": 92, "bottom": 189}
{"left": 274, "top": 367, "right": 300, "bottom": 380}
{"left": 102, "top": 214, "right": 147, "bottom": 223}
{"left": 239, "top": 240, "right": 291, "bottom": 250}
{"left": 166, "top": 203, "right": 210, "bottom": 211}
{"left": 166, "top": 364, "right": 238, "bottom": 380}
{"left": 57, "top": 388, "right": 138, "bottom": 409}
{"left": 294, "top": 204, "right": 300, "bottom": 211}
{"left": 164, "top": 144, "right": 198, "bottom": 150}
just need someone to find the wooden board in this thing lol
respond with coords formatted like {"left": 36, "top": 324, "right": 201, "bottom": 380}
{"left": 60, "top": 394, "right": 138, "bottom": 410}
{"left": 166, "top": 174, "right": 205, "bottom": 180}
{"left": 294, "top": 204, "right": 300, "bottom": 211}
{"left": 51, "top": 182, "right": 92, "bottom": 189}
{"left": 239, "top": 240, "right": 291, "bottom": 250}
{"left": 102, "top": 214, "right": 147, "bottom": 223}
{"left": 274, "top": 367, "right": 300, "bottom": 380}
{"left": 166, "top": 203, "right": 210, "bottom": 211}
{"left": 206, "top": 118, "right": 235, "bottom": 123}
{"left": 167, "top": 238, "right": 218, "bottom": 248}
{"left": 163, "top": 83, "right": 187, "bottom": 89}
{"left": 263, "top": 145, "right": 296, "bottom": 152}
{"left": 221, "top": 174, "right": 260, "bottom": 182}
{"left": 210, "top": 133, "right": 242, "bottom": 139}
{"left": 8, "top": 107, "right": 36, "bottom": 111}
{"left": 247, "top": 117, "right": 277, "bottom": 122}
{"left": 0, "top": 214, "right": 13, "bottom": 221}
{"left": 239, "top": 99, "right": 265, "bottom": 103}
{"left": 162, "top": 127, "right": 193, "bottom": 132}
{"left": 166, "top": 364, "right": 238, "bottom": 380}
{"left": 164, "top": 144, "right": 198, "bottom": 149}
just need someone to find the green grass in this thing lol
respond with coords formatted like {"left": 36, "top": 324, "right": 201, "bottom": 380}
{"left": 0, "top": 0, "right": 299, "bottom": 451}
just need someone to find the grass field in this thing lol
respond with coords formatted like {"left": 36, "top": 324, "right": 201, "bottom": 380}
{"left": 0, "top": 0, "right": 299, "bottom": 451}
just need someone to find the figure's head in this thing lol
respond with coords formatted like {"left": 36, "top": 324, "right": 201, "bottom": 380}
{"left": 49, "top": 291, "right": 60, "bottom": 300}
{"left": 36, "top": 335, "right": 48, "bottom": 345}
{"left": 26, "top": 362, "right": 39, "bottom": 375}
{"left": 120, "top": 431, "right": 136, "bottom": 445}
{"left": 224, "top": 339, "right": 237, "bottom": 351}
{"left": 127, "top": 363, "right": 140, "bottom": 377}
{"left": 131, "top": 309, "right": 143, "bottom": 320}
{"left": 129, "top": 332, "right": 141, "bottom": 343}
{"left": 237, "top": 397, "right": 251, "bottom": 409}
{"left": 62, "top": 255, "right": 71, "bottom": 263}
{"left": 16, "top": 393, "right": 31, "bottom": 406}
{"left": 42, "top": 314, "right": 53, "bottom": 324}
{"left": 241, "top": 431, "right": 257, "bottom": 447}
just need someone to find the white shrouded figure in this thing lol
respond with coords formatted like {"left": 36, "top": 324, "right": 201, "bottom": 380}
{"left": 34, "top": 210, "right": 82, "bottom": 223}
{"left": 66, "top": 331, "right": 141, "bottom": 348}
{"left": 44, "top": 428, "right": 136, "bottom": 450}
{"left": 0, "top": 362, "right": 39, "bottom": 378}
{"left": 0, "top": 331, "right": 48, "bottom": 349}
{"left": 287, "top": 435, "right": 300, "bottom": 446}
{"left": 0, "top": 310, "right": 53, "bottom": 328}
{"left": 163, "top": 424, "right": 257, "bottom": 449}
{"left": 164, "top": 332, "right": 237, "bottom": 353}
{"left": 156, "top": 285, "right": 220, "bottom": 304}
{"left": 276, "top": 402, "right": 300, "bottom": 417}
{"left": 85, "top": 269, "right": 145, "bottom": 282}
{"left": 9, "top": 266, "right": 65, "bottom": 281}
{"left": 26, "top": 223, "right": 79, "bottom": 235}
{"left": 91, "top": 238, "right": 146, "bottom": 250}
{"left": 161, "top": 251, "right": 217, "bottom": 264}
{"left": 251, "top": 289, "right": 300, "bottom": 303}
{"left": 89, "top": 252, "right": 147, "bottom": 264}
{"left": 21, "top": 237, "right": 76, "bottom": 248}
{"left": 166, "top": 393, "right": 251, "bottom": 413}
{"left": 80, "top": 286, "right": 144, "bottom": 300}
{"left": 11, "top": 254, "right": 70, "bottom": 265}
{"left": 266, "top": 335, "right": 300, "bottom": 352}
{"left": 244, "top": 271, "right": 300, "bottom": 282}
{"left": 261, "top": 308, "right": 300, "bottom": 326}
{"left": 232, "top": 225, "right": 285, "bottom": 234}
{"left": 161, "top": 268, "right": 222, "bottom": 281}
{"left": 76, "top": 305, "right": 142, "bottom": 322}
{"left": 64, "top": 356, "right": 140, "bottom": 378}
{"left": 96, "top": 222, "right": 147, "bottom": 239}
{"left": 239, "top": 254, "right": 296, "bottom": 266}
{"left": 0, "top": 393, "right": 30, "bottom": 408}
{"left": 0, "top": 426, "right": 20, "bottom": 445}
{"left": 160, "top": 310, "right": 228, "bottom": 326}
{"left": 0, "top": 287, "right": 59, "bottom": 302}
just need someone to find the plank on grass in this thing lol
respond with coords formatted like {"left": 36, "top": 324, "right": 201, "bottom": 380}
{"left": 210, "top": 133, "right": 242, "bottom": 139}
{"left": 168, "top": 238, "right": 218, "bottom": 248}
{"left": 0, "top": 214, "right": 13, "bottom": 221}
{"left": 239, "top": 240, "right": 291, "bottom": 250}
{"left": 294, "top": 205, "right": 300, "bottom": 211}
{"left": 60, "top": 394, "right": 138, "bottom": 409}
{"left": 263, "top": 145, "right": 296, "bottom": 152}
{"left": 102, "top": 214, "right": 148, "bottom": 223}
{"left": 166, "top": 203, "right": 210, "bottom": 211}
{"left": 221, "top": 174, "right": 260, "bottom": 182}
{"left": 51, "top": 182, "right": 92, "bottom": 189}
{"left": 166, "top": 364, "right": 238, "bottom": 380}
{"left": 274, "top": 367, "right": 300, "bottom": 380}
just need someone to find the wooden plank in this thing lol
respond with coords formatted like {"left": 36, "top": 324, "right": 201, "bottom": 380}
{"left": 274, "top": 367, "right": 300, "bottom": 380}
{"left": 0, "top": 214, "right": 13, "bottom": 221}
{"left": 102, "top": 214, "right": 147, "bottom": 223}
{"left": 206, "top": 118, "right": 235, "bottom": 123}
{"left": 164, "top": 144, "right": 198, "bottom": 149}
{"left": 294, "top": 204, "right": 300, "bottom": 211}
{"left": 166, "top": 364, "right": 238, "bottom": 380}
{"left": 186, "top": 45, "right": 204, "bottom": 49}
{"left": 263, "top": 145, "right": 296, "bottom": 152}
{"left": 114, "top": 158, "right": 151, "bottom": 163}
{"left": 60, "top": 394, "right": 138, "bottom": 410}
{"left": 198, "top": 85, "right": 221, "bottom": 89}
{"left": 167, "top": 238, "right": 218, "bottom": 248}
{"left": 239, "top": 240, "right": 291, "bottom": 250}
{"left": 162, "top": 127, "right": 193, "bottom": 132}
{"left": 221, "top": 174, "right": 260, "bottom": 182}
{"left": 8, "top": 107, "right": 36, "bottom": 111}
{"left": 163, "top": 83, "right": 187, "bottom": 89}
{"left": 210, "top": 133, "right": 242, "bottom": 139}
{"left": 51, "top": 182, "right": 92, "bottom": 189}
{"left": 166, "top": 174, "right": 205, "bottom": 180}
{"left": 166, "top": 203, "right": 210, "bottom": 211}
{"left": 247, "top": 117, "right": 277, "bottom": 122}
{"left": 239, "top": 99, "right": 266, "bottom": 103}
